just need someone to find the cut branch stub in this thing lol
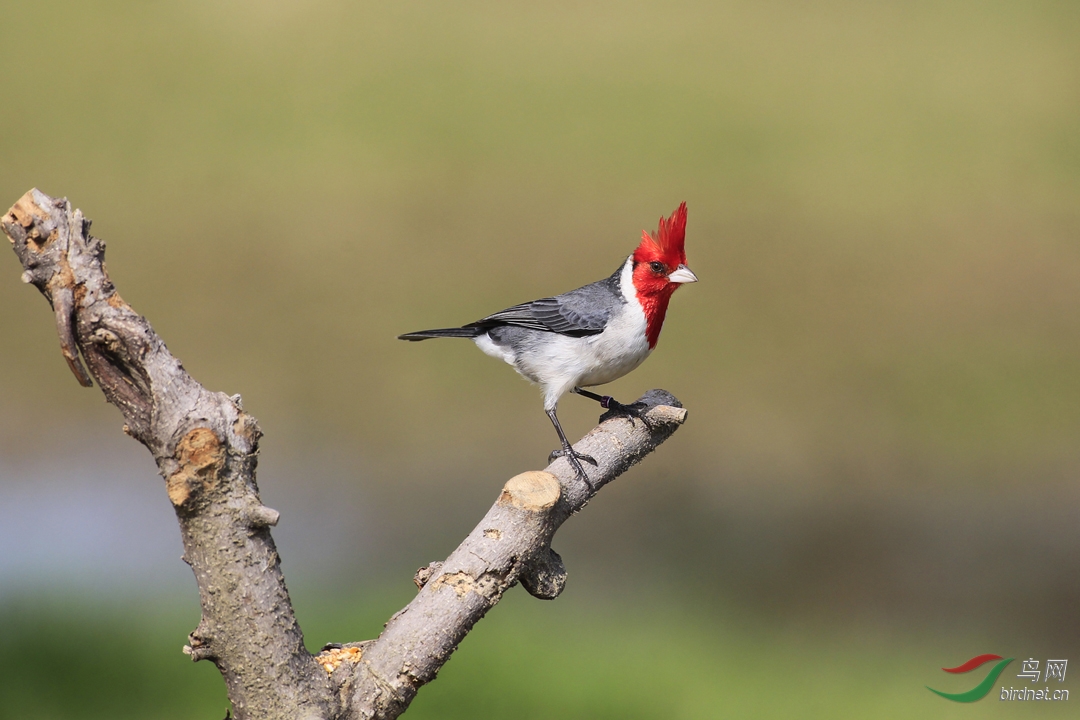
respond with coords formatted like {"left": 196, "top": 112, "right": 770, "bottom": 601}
{"left": 520, "top": 547, "right": 566, "bottom": 600}
{"left": 501, "top": 471, "right": 566, "bottom": 598}
{"left": 499, "top": 470, "right": 561, "bottom": 510}
{"left": 3, "top": 189, "right": 157, "bottom": 435}
{"left": 3, "top": 189, "right": 93, "bottom": 386}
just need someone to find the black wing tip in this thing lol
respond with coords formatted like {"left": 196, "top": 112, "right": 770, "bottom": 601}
{"left": 397, "top": 327, "right": 482, "bottom": 341}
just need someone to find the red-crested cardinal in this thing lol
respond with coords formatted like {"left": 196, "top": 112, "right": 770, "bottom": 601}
{"left": 399, "top": 203, "right": 697, "bottom": 485}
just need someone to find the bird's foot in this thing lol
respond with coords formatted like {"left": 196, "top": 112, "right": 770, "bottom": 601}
{"left": 571, "top": 387, "right": 654, "bottom": 429}
{"left": 598, "top": 397, "right": 654, "bottom": 429}
{"left": 548, "top": 445, "right": 598, "bottom": 488}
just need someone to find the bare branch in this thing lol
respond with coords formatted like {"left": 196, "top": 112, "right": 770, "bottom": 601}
{"left": 336, "top": 393, "right": 686, "bottom": 719}
{"left": 5, "top": 189, "right": 687, "bottom": 720}
{"left": 3, "top": 189, "right": 332, "bottom": 719}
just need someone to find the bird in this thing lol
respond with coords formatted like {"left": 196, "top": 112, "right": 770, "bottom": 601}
{"left": 398, "top": 203, "right": 697, "bottom": 485}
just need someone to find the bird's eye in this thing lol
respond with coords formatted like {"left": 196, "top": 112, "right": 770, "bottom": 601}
{"left": 649, "top": 261, "right": 666, "bottom": 274}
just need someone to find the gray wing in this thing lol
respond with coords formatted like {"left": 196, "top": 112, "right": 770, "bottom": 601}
{"left": 466, "top": 268, "right": 625, "bottom": 338}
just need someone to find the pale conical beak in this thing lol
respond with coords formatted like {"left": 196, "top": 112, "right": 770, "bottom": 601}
{"left": 667, "top": 264, "right": 698, "bottom": 284}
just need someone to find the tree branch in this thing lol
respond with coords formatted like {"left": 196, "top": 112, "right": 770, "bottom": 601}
{"left": 3, "top": 189, "right": 330, "bottom": 719}
{"left": 336, "top": 393, "right": 686, "bottom": 719}
{"left": 4, "top": 189, "right": 687, "bottom": 720}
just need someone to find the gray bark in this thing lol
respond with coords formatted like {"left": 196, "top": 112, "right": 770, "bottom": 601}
{"left": 3, "top": 189, "right": 688, "bottom": 720}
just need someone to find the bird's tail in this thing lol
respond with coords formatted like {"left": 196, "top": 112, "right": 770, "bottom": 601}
{"left": 397, "top": 326, "right": 484, "bottom": 341}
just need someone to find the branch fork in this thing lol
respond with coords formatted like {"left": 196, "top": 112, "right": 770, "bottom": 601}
{"left": 4, "top": 189, "right": 688, "bottom": 720}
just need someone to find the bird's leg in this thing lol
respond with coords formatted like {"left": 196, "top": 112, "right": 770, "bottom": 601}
{"left": 571, "top": 387, "right": 653, "bottom": 428}
{"left": 545, "top": 407, "right": 597, "bottom": 487}
{"left": 572, "top": 387, "right": 613, "bottom": 406}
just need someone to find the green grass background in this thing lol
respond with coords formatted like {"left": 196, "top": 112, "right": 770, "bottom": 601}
{"left": 3, "top": 589, "right": 1076, "bottom": 720}
{"left": 1, "top": 0, "right": 1078, "bottom": 716}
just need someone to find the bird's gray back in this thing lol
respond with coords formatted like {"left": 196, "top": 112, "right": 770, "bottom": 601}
{"left": 470, "top": 262, "right": 626, "bottom": 339}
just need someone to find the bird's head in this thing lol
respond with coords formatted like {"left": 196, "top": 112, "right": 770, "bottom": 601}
{"left": 630, "top": 202, "right": 697, "bottom": 346}
{"left": 631, "top": 201, "right": 697, "bottom": 298}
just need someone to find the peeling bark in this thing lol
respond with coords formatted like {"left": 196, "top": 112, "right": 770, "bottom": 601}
{"left": 4, "top": 189, "right": 688, "bottom": 720}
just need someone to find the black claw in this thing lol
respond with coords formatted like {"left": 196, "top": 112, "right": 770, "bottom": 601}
{"left": 548, "top": 447, "right": 597, "bottom": 466}
{"left": 599, "top": 399, "right": 653, "bottom": 428}
{"left": 548, "top": 446, "right": 598, "bottom": 489}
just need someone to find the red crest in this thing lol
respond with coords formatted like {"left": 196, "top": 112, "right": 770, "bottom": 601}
{"left": 634, "top": 202, "right": 687, "bottom": 267}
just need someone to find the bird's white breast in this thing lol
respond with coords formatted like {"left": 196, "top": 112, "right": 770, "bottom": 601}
{"left": 572, "top": 256, "right": 651, "bottom": 386}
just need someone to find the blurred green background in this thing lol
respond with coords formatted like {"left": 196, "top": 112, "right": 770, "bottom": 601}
{"left": 1, "top": 0, "right": 1079, "bottom": 717}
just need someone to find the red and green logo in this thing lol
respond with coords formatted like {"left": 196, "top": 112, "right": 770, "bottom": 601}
{"left": 927, "top": 654, "right": 1014, "bottom": 702}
